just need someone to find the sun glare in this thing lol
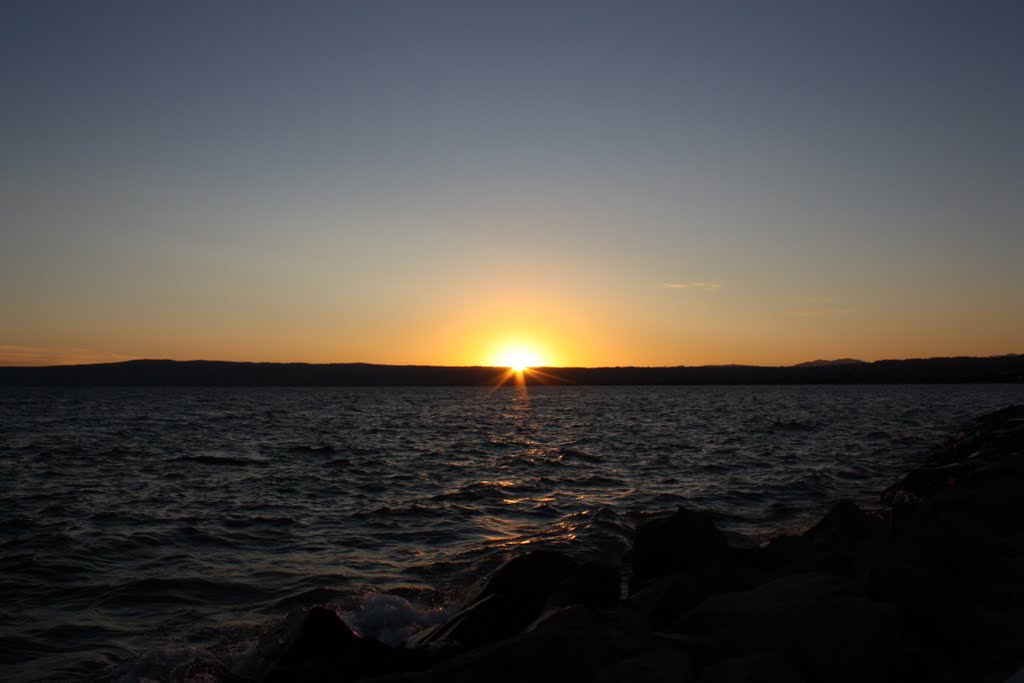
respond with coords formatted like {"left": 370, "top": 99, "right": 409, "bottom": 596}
{"left": 493, "top": 345, "right": 544, "bottom": 372}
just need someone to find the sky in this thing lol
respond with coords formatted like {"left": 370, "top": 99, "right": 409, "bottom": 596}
{"left": 2, "top": 1, "right": 1022, "bottom": 368}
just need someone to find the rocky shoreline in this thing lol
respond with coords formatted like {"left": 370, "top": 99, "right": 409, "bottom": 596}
{"left": 231, "top": 405, "right": 1024, "bottom": 682}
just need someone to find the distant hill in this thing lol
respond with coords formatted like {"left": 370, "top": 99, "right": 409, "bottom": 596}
{"left": 793, "top": 358, "right": 867, "bottom": 368}
{"left": 0, "top": 355, "right": 1022, "bottom": 386}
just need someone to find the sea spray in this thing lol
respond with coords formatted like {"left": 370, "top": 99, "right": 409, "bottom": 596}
{"left": 343, "top": 592, "right": 449, "bottom": 646}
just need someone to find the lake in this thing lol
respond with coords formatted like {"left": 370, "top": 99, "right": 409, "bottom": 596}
{"left": 1, "top": 384, "right": 1021, "bottom": 681}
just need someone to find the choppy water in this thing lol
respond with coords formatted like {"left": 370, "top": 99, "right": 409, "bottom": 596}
{"left": 1, "top": 384, "right": 1021, "bottom": 681}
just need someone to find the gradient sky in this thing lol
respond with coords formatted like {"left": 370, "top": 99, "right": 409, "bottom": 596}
{"left": 2, "top": 1, "right": 1022, "bottom": 367}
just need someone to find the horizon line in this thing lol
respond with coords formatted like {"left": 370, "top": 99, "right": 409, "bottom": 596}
{"left": 2, "top": 353, "right": 1022, "bottom": 371}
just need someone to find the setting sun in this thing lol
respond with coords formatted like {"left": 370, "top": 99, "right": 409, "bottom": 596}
{"left": 493, "top": 344, "right": 545, "bottom": 372}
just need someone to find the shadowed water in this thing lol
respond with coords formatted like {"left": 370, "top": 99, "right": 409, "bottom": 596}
{"left": 1, "top": 384, "right": 1021, "bottom": 681}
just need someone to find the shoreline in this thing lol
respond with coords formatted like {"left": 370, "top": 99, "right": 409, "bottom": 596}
{"left": 228, "top": 405, "right": 1024, "bottom": 682}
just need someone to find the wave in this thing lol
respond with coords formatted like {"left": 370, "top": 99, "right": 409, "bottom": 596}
{"left": 4, "top": 384, "right": 1020, "bottom": 682}
{"left": 93, "top": 576, "right": 271, "bottom": 608}
{"left": 178, "top": 454, "right": 265, "bottom": 466}
{"left": 343, "top": 592, "right": 446, "bottom": 645}
{"left": 269, "top": 586, "right": 351, "bottom": 612}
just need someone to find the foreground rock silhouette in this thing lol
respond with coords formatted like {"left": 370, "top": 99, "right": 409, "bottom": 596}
{"left": 246, "top": 405, "right": 1024, "bottom": 682}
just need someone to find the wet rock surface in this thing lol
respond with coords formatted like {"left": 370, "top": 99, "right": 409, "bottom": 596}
{"left": 247, "top": 405, "right": 1024, "bottom": 682}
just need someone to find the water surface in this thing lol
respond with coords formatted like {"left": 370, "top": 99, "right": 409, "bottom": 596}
{"left": 1, "top": 384, "right": 1020, "bottom": 681}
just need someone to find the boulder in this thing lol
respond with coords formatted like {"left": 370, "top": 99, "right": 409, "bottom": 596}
{"left": 696, "top": 653, "right": 804, "bottom": 683}
{"left": 595, "top": 647, "right": 693, "bottom": 683}
{"left": 407, "top": 550, "right": 578, "bottom": 649}
{"left": 468, "top": 550, "right": 579, "bottom": 609}
{"left": 415, "top": 604, "right": 650, "bottom": 683}
{"left": 879, "top": 462, "right": 970, "bottom": 505}
{"left": 750, "top": 534, "right": 819, "bottom": 575}
{"left": 253, "top": 606, "right": 413, "bottom": 682}
{"left": 673, "top": 573, "right": 898, "bottom": 683}
{"left": 405, "top": 593, "right": 534, "bottom": 650}
{"left": 631, "top": 508, "right": 729, "bottom": 586}
{"left": 802, "top": 500, "right": 882, "bottom": 551}
{"left": 527, "top": 604, "right": 652, "bottom": 641}
{"left": 545, "top": 560, "right": 621, "bottom": 611}
{"left": 624, "top": 572, "right": 707, "bottom": 629}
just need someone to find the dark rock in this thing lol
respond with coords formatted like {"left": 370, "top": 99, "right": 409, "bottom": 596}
{"left": 673, "top": 573, "right": 897, "bottom": 683}
{"left": 407, "top": 550, "right": 578, "bottom": 649}
{"left": 624, "top": 572, "right": 707, "bottom": 629}
{"left": 879, "top": 462, "right": 969, "bottom": 505}
{"left": 527, "top": 604, "right": 653, "bottom": 642}
{"left": 802, "top": 500, "right": 881, "bottom": 550}
{"left": 526, "top": 604, "right": 603, "bottom": 633}
{"left": 405, "top": 593, "right": 533, "bottom": 650}
{"left": 696, "top": 653, "right": 805, "bottom": 683}
{"left": 413, "top": 606, "right": 650, "bottom": 683}
{"left": 254, "top": 606, "right": 413, "bottom": 682}
{"left": 545, "top": 560, "right": 621, "bottom": 611}
{"left": 632, "top": 507, "right": 729, "bottom": 586}
{"left": 595, "top": 647, "right": 694, "bottom": 683}
{"left": 721, "top": 530, "right": 759, "bottom": 551}
{"left": 255, "top": 605, "right": 356, "bottom": 681}
{"left": 881, "top": 406, "right": 1024, "bottom": 506}
{"left": 648, "top": 632, "right": 724, "bottom": 669}
{"left": 958, "top": 457, "right": 1024, "bottom": 535}
{"left": 903, "top": 487, "right": 1000, "bottom": 578}
{"left": 468, "top": 550, "right": 579, "bottom": 609}
{"left": 750, "top": 534, "right": 819, "bottom": 575}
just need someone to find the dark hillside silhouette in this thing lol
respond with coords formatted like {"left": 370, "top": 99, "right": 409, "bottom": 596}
{"left": 0, "top": 355, "right": 1021, "bottom": 386}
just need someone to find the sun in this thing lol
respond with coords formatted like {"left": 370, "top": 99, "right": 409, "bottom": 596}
{"left": 493, "top": 345, "right": 545, "bottom": 372}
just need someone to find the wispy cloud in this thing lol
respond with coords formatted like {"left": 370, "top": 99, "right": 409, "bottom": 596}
{"left": 661, "top": 281, "right": 721, "bottom": 291}
{"left": 0, "top": 345, "right": 135, "bottom": 367}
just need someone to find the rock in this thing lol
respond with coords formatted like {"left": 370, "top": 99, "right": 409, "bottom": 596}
{"left": 959, "top": 457, "right": 1024, "bottom": 535}
{"left": 254, "top": 605, "right": 356, "bottom": 681}
{"left": 468, "top": 550, "right": 579, "bottom": 609}
{"left": 631, "top": 508, "right": 729, "bottom": 586}
{"left": 406, "top": 593, "right": 534, "bottom": 650}
{"left": 673, "top": 573, "right": 897, "bottom": 683}
{"left": 413, "top": 606, "right": 650, "bottom": 683}
{"left": 750, "top": 535, "right": 819, "bottom": 575}
{"left": 696, "top": 653, "right": 804, "bottom": 683}
{"left": 526, "top": 604, "right": 603, "bottom": 633}
{"left": 527, "top": 604, "right": 652, "bottom": 640}
{"left": 624, "top": 572, "right": 707, "bottom": 629}
{"left": 595, "top": 647, "right": 694, "bottom": 683}
{"left": 802, "top": 500, "right": 881, "bottom": 550}
{"left": 900, "top": 486, "right": 1001, "bottom": 580}
{"left": 879, "top": 462, "right": 970, "bottom": 505}
{"left": 407, "top": 550, "right": 578, "bottom": 649}
{"left": 722, "top": 530, "right": 759, "bottom": 551}
{"left": 254, "top": 606, "right": 412, "bottom": 682}
{"left": 544, "top": 560, "right": 621, "bottom": 611}
{"left": 648, "top": 632, "right": 724, "bottom": 669}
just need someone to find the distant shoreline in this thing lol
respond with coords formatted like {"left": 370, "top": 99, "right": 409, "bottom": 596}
{"left": 0, "top": 355, "right": 1021, "bottom": 386}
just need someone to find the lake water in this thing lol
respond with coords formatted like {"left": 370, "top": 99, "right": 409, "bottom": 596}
{"left": 2, "top": 384, "right": 1021, "bottom": 681}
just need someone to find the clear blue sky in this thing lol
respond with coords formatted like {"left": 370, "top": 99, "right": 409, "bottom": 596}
{"left": 2, "top": 1, "right": 1022, "bottom": 366}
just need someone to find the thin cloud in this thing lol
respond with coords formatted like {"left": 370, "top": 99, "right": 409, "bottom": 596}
{"left": 661, "top": 281, "right": 721, "bottom": 291}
